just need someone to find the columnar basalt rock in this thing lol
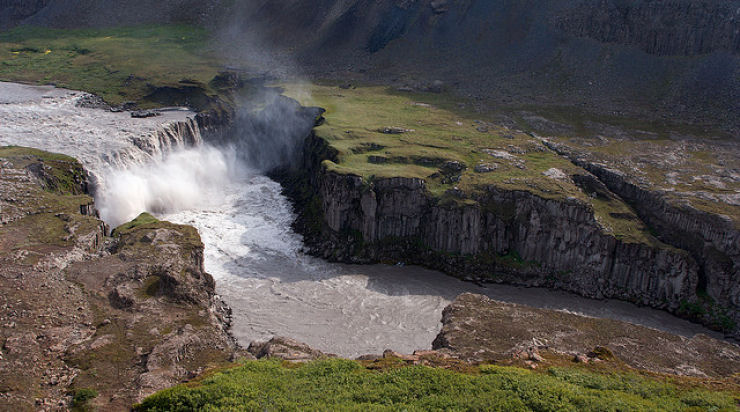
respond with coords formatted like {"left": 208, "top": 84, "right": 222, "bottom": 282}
{"left": 315, "top": 167, "right": 697, "bottom": 307}
{"left": 284, "top": 132, "right": 719, "bottom": 333}
{"left": 541, "top": 140, "right": 740, "bottom": 338}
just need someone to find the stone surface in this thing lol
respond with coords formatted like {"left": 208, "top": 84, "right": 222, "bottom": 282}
{"left": 542, "top": 138, "right": 740, "bottom": 337}
{"left": 0, "top": 148, "right": 240, "bottom": 411}
{"left": 432, "top": 293, "right": 740, "bottom": 378}
{"left": 247, "top": 337, "right": 328, "bottom": 361}
{"left": 284, "top": 126, "right": 739, "bottom": 338}
{"left": 292, "top": 133, "right": 700, "bottom": 322}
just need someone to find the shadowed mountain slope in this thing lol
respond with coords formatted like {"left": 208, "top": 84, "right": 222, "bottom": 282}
{"left": 2, "top": 0, "right": 738, "bottom": 129}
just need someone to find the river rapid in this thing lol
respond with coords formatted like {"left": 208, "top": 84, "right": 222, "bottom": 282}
{"left": 0, "top": 82, "right": 721, "bottom": 358}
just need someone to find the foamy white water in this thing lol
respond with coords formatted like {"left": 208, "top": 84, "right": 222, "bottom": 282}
{"left": 0, "top": 82, "right": 723, "bottom": 358}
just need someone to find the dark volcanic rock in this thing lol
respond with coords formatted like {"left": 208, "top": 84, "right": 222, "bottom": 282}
{"left": 555, "top": 0, "right": 740, "bottom": 56}
{"left": 284, "top": 133, "right": 700, "bottom": 322}
{"left": 542, "top": 139, "right": 740, "bottom": 339}
{"left": 0, "top": 0, "right": 52, "bottom": 29}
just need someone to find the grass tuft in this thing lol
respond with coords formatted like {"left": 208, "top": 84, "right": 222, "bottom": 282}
{"left": 112, "top": 212, "right": 160, "bottom": 236}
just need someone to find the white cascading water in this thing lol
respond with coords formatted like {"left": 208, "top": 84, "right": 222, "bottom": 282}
{"left": 0, "top": 82, "right": 721, "bottom": 357}
{"left": 98, "top": 146, "right": 234, "bottom": 226}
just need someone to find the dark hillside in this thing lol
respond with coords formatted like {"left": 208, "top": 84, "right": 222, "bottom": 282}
{"left": 3, "top": 0, "right": 738, "bottom": 129}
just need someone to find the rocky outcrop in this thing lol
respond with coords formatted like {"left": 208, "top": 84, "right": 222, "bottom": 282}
{"left": 286, "top": 133, "right": 699, "bottom": 318}
{"left": 542, "top": 140, "right": 740, "bottom": 337}
{"left": 0, "top": 148, "right": 241, "bottom": 410}
{"left": 247, "top": 337, "right": 328, "bottom": 361}
{"left": 433, "top": 293, "right": 740, "bottom": 377}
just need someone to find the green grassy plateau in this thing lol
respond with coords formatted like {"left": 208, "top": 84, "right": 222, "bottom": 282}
{"left": 284, "top": 84, "right": 668, "bottom": 246}
{"left": 0, "top": 25, "right": 221, "bottom": 107}
{"left": 137, "top": 359, "right": 737, "bottom": 411}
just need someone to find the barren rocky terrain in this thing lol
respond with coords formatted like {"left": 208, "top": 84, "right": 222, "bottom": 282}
{"left": 434, "top": 293, "right": 740, "bottom": 379}
{"left": 0, "top": 147, "right": 241, "bottom": 411}
{"left": 2, "top": 0, "right": 738, "bottom": 131}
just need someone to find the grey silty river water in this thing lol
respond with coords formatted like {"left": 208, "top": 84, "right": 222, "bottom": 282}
{"left": 0, "top": 81, "right": 722, "bottom": 358}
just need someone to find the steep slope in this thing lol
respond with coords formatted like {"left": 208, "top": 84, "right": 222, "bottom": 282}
{"left": 277, "top": 83, "right": 738, "bottom": 339}
{"left": 226, "top": 0, "right": 740, "bottom": 130}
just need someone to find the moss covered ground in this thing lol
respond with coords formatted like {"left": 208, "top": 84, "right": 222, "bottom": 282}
{"left": 112, "top": 212, "right": 161, "bottom": 235}
{"left": 136, "top": 358, "right": 738, "bottom": 411}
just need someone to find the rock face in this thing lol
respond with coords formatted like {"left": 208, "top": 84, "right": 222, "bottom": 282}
{"left": 542, "top": 140, "right": 740, "bottom": 339}
{"left": 286, "top": 132, "right": 701, "bottom": 321}
{"left": 433, "top": 293, "right": 740, "bottom": 378}
{"left": 0, "top": 148, "right": 241, "bottom": 411}
{"left": 247, "top": 337, "right": 328, "bottom": 361}
{"left": 555, "top": 0, "right": 740, "bottom": 56}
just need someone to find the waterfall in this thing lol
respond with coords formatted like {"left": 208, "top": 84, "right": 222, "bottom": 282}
{"left": 0, "top": 82, "right": 220, "bottom": 227}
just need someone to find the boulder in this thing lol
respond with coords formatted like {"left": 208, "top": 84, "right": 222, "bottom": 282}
{"left": 247, "top": 337, "right": 327, "bottom": 361}
{"left": 131, "top": 110, "right": 161, "bottom": 119}
{"left": 378, "top": 126, "right": 414, "bottom": 134}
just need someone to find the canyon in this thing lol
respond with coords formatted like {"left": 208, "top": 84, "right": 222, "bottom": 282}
{"left": 2, "top": 80, "right": 737, "bottom": 409}
{"left": 279, "top": 83, "right": 738, "bottom": 339}
{"left": 0, "top": 0, "right": 738, "bottom": 407}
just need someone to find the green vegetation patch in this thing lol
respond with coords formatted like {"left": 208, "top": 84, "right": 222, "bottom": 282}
{"left": 0, "top": 145, "right": 87, "bottom": 195}
{"left": 0, "top": 25, "right": 222, "bottom": 108}
{"left": 137, "top": 359, "right": 737, "bottom": 411}
{"left": 112, "top": 212, "right": 160, "bottom": 236}
{"left": 70, "top": 388, "right": 98, "bottom": 411}
{"left": 0, "top": 145, "right": 77, "bottom": 163}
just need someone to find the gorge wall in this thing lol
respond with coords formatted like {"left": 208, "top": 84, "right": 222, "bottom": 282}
{"left": 543, "top": 140, "right": 740, "bottom": 333}
{"left": 282, "top": 130, "right": 738, "bottom": 339}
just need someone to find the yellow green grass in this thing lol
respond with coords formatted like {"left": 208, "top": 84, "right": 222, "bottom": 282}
{"left": 136, "top": 358, "right": 738, "bottom": 411}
